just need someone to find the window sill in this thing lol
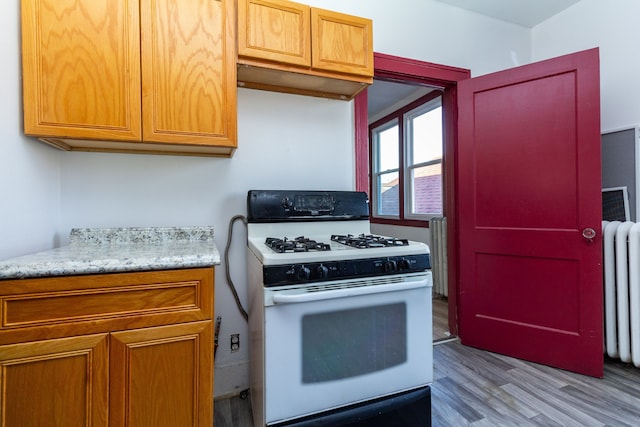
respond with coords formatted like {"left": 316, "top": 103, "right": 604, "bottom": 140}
{"left": 370, "top": 217, "right": 431, "bottom": 228}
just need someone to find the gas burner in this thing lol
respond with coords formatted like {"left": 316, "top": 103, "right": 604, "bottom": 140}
{"left": 265, "top": 236, "right": 331, "bottom": 253}
{"left": 331, "top": 234, "right": 409, "bottom": 249}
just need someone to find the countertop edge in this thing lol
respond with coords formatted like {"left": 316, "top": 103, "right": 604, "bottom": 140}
{"left": 0, "top": 256, "right": 221, "bottom": 280}
{"left": 0, "top": 227, "right": 221, "bottom": 280}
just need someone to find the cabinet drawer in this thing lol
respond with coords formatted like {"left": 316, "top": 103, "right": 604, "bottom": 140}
{"left": 0, "top": 268, "right": 214, "bottom": 339}
{"left": 3, "top": 282, "right": 199, "bottom": 328}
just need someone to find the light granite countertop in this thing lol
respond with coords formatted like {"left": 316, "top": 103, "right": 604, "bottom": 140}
{"left": 0, "top": 227, "right": 220, "bottom": 280}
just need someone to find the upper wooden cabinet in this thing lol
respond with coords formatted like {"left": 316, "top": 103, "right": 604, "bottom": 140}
{"left": 21, "top": 0, "right": 237, "bottom": 157}
{"left": 237, "top": 0, "right": 373, "bottom": 100}
{"left": 238, "top": 0, "right": 311, "bottom": 67}
{"left": 310, "top": 8, "right": 374, "bottom": 77}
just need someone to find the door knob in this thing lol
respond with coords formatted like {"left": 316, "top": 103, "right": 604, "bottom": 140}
{"left": 582, "top": 227, "right": 596, "bottom": 243}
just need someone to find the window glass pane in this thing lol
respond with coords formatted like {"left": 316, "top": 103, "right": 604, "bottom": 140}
{"left": 411, "top": 106, "right": 442, "bottom": 165}
{"left": 378, "top": 171, "right": 399, "bottom": 216}
{"left": 411, "top": 163, "right": 442, "bottom": 215}
{"left": 378, "top": 124, "right": 399, "bottom": 172}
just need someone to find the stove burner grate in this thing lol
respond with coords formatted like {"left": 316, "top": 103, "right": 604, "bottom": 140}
{"left": 265, "top": 236, "right": 331, "bottom": 253}
{"left": 331, "top": 234, "right": 409, "bottom": 249}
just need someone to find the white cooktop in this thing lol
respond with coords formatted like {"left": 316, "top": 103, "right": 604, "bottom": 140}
{"left": 247, "top": 221, "right": 429, "bottom": 266}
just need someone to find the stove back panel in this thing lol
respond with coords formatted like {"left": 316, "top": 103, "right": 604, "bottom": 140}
{"left": 247, "top": 190, "right": 369, "bottom": 222}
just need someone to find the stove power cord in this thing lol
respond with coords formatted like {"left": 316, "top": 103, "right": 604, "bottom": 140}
{"left": 225, "top": 214, "right": 249, "bottom": 322}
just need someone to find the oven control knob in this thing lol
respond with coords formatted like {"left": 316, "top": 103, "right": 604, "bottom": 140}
{"left": 384, "top": 260, "right": 397, "bottom": 272}
{"left": 281, "top": 197, "right": 293, "bottom": 209}
{"left": 297, "top": 266, "right": 311, "bottom": 280}
{"left": 398, "top": 258, "right": 411, "bottom": 271}
{"left": 316, "top": 264, "right": 329, "bottom": 279}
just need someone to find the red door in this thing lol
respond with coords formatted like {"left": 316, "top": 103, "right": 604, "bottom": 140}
{"left": 457, "top": 48, "right": 603, "bottom": 377}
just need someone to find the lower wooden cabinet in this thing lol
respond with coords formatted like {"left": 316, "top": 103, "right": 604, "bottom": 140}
{"left": 0, "top": 334, "right": 110, "bottom": 427}
{"left": 110, "top": 321, "right": 213, "bottom": 427}
{"left": 0, "top": 268, "right": 214, "bottom": 427}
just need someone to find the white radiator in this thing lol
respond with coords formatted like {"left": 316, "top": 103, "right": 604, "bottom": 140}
{"left": 602, "top": 220, "right": 640, "bottom": 367}
{"left": 430, "top": 217, "right": 448, "bottom": 297}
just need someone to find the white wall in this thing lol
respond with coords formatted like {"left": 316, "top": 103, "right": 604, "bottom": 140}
{"left": 0, "top": 0, "right": 60, "bottom": 260}
{"left": 13, "top": 0, "right": 634, "bottom": 397}
{"left": 532, "top": 0, "right": 640, "bottom": 132}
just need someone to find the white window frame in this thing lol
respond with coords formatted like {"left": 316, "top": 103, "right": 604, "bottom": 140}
{"left": 403, "top": 97, "right": 443, "bottom": 220}
{"left": 371, "top": 118, "right": 400, "bottom": 219}
{"left": 370, "top": 94, "right": 443, "bottom": 223}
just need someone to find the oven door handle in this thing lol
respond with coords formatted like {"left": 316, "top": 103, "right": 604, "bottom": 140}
{"left": 271, "top": 280, "right": 428, "bottom": 304}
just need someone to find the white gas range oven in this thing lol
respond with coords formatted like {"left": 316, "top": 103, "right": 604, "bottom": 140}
{"left": 246, "top": 190, "right": 433, "bottom": 427}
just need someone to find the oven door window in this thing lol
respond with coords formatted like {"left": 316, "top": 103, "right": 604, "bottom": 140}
{"left": 302, "top": 303, "right": 407, "bottom": 383}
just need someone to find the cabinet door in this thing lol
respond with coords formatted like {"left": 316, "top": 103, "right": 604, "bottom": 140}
{"left": 238, "top": 0, "right": 311, "bottom": 67}
{"left": 21, "top": 0, "right": 142, "bottom": 141}
{"left": 109, "top": 321, "right": 213, "bottom": 427}
{"left": 311, "top": 8, "right": 374, "bottom": 77}
{"left": 0, "top": 334, "right": 109, "bottom": 427}
{"left": 141, "top": 0, "right": 237, "bottom": 148}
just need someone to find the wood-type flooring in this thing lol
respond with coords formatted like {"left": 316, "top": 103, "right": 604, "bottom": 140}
{"left": 433, "top": 296, "right": 452, "bottom": 342}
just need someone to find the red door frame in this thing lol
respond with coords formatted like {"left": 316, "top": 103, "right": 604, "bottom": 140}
{"left": 354, "top": 53, "right": 470, "bottom": 335}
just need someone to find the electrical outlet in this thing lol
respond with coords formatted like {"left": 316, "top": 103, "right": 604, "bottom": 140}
{"left": 231, "top": 334, "right": 240, "bottom": 352}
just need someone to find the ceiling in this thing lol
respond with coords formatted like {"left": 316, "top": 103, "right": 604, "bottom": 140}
{"left": 368, "top": 0, "right": 582, "bottom": 118}
{"left": 367, "top": 81, "right": 434, "bottom": 120}
{"left": 433, "top": 0, "right": 581, "bottom": 28}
